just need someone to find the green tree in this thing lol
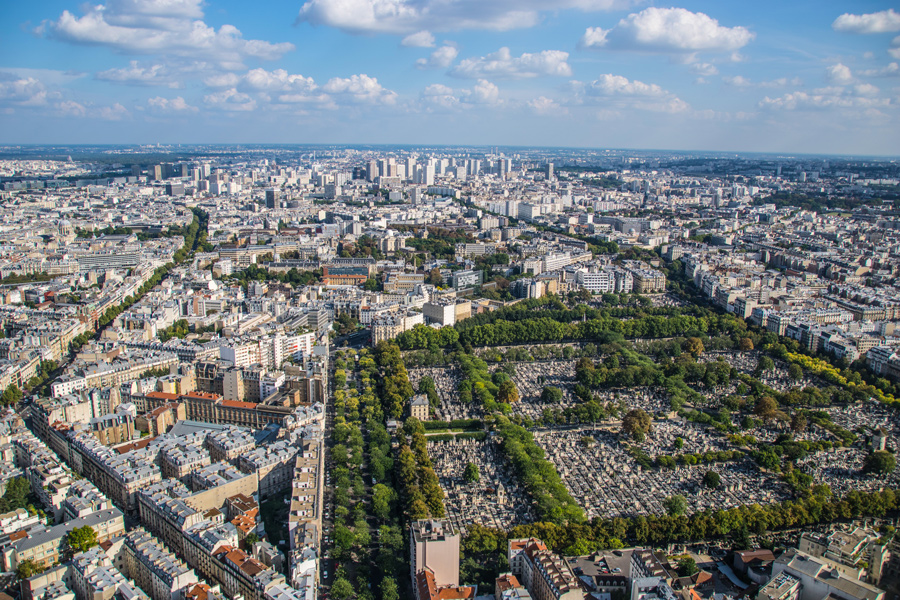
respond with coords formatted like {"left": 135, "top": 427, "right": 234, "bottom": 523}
{"left": 497, "top": 380, "right": 519, "bottom": 404}
{"left": 15, "top": 558, "right": 45, "bottom": 580}
{"left": 754, "top": 396, "right": 779, "bottom": 422}
{"left": 791, "top": 412, "right": 808, "bottom": 433}
{"left": 622, "top": 408, "right": 652, "bottom": 441}
{"left": 244, "top": 532, "right": 260, "bottom": 547}
{"left": 334, "top": 524, "right": 355, "bottom": 556}
{"left": 788, "top": 363, "right": 803, "bottom": 381}
{"left": 540, "top": 386, "right": 564, "bottom": 404}
{"left": 757, "top": 356, "right": 775, "bottom": 374}
{"left": 66, "top": 525, "right": 98, "bottom": 555}
{"left": 1, "top": 384, "right": 23, "bottom": 406}
{"left": 372, "top": 484, "right": 396, "bottom": 521}
{"left": 331, "top": 577, "right": 354, "bottom": 600}
{"left": 463, "top": 462, "right": 480, "bottom": 483}
{"left": 703, "top": 471, "right": 721, "bottom": 489}
{"left": 864, "top": 451, "right": 896, "bottom": 475}
{"left": 381, "top": 576, "right": 399, "bottom": 600}
{"left": 677, "top": 556, "right": 699, "bottom": 576}
{"left": 685, "top": 337, "right": 705, "bottom": 358}
{"left": 427, "top": 268, "right": 443, "bottom": 286}
{"left": 664, "top": 494, "right": 688, "bottom": 516}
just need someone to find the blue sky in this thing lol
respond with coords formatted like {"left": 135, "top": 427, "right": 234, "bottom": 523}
{"left": 1, "top": 0, "right": 899, "bottom": 154}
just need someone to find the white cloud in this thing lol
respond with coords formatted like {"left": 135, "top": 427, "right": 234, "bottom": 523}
{"left": 579, "top": 7, "right": 754, "bottom": 57}
{"left": 416, "top": 45, "right": 459, "bottom": 69}
{"left": 859, "top": 62, "right": 900, "bottom": 77}
{"left": 759, "top": 87, "right": 891, "bottom": 111}
{"left": 204, "top": 73, "right": 241, "bottom": 88}
{"left": 569, "top": 74, "right": 689, "bottom": 112}
{"left": 199, "top": 69, "right": 397, "bottom": 112}
{"left": 56, "top": 100, "right": 87, "bottom": 117}
{"left": 832, "top": 9, "right": 900, "bottom": 34}
{"left": 203, "top": 88, "right": 257, "bottom": 111}
{"left": 39, "top": 0, "right": 294, "bottom": 69}
{"left": 0, "top": 68, "right": 84, "bottom": 87}
{"left": 322, "top": 74, "right": 398, "bottom": 105}
{"left": 723, "top": 75, "right": 752, "bottom": 87}
{"left": 148, "top": 95, "right": 198, "bottom": 112}
{"left": 855, "top": 83, "right": 880, "bottom": 96}
{"left": 98, "top": 102, "right": 130, "bottom": 120}
{"left": 826, "top": 63, "right": 854, "bottom": 84}
{"left": 587, "top": 74, "right": 667, "bottom": 96}
{"left": 580, "top": 27, "right": 609, "bottom": 49}
{"left": 690, "top": 63, "right": 719, "bottom": 76}
{"left": 401, "top": 30, "right": 435, "bottom": 47}
{"left": 96, "top": 61, "right": 183, "bottom": 87}
{"left": 242, "top": 68, "right": 317, "bottom": 92}
{"left": 419, "top": 79, "right": 501, "bottom": 110}
{"left": 421, "top": 83, "right": 462, "bottom": 109}
{"left": 296, "top": 0, "right": 637, "bottom": 35}
{"left": 528, "top": 96, "right": 563, "bottom": 115}
{"left": 469, "top": 79, "right": 499, "bottom": 104}
{"left": 723, "top": 75, "right": 801, "bottom": 88}
{"left": 0, "top": 76, "right": 54, "bottom": 107}
{"left": 449, "top": 47, "right": 572, "bottom": 79}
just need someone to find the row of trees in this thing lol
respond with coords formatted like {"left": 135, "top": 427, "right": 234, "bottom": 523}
{"left": 396, "top": 297, "right": 741, "bottom": 351}
{"left": 329, "top": 349, "right": 403, "bottom": 600}
{"left": 494, "top": 415, "right": 585, "bottom": 525}
{"left": 464, "top": 487, "right": 900, "bottom": 556}
{"left": 97, "top": 208, "right": 208, "bottom": 331}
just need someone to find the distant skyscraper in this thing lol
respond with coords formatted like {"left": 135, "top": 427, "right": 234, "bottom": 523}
{"left": 545, "top": 162, "right": 554, "bottom": 180}
{"left": 265, "top": 188, "right": 278, "bottom": 209}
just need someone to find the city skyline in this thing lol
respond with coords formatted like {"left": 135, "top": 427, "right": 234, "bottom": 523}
{"left": 1, "top": 0, "right": 899, "bottom": 155}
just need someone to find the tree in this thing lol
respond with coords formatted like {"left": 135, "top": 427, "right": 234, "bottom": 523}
{"left": 372, "top": 484, "right": 395, "bottom": 521}
{"left": 677, "top": 557, "right": 699, "bottom": 577}
{"left": 1, "top": 384, "right": 22, "bottom": 406}
{"left": 788, "top": 363, "right": 803, "bottom": 381}
{"left": 540, "top": 386, "right": 564, "bottom": 404}
{"left": 703, "top": 471, "right": 721, "bottom": 489}
{"left": 674, "top": 437, "right": 684, "bottom": 450}
{"left": 757, "top": 356, "right": 775, "bottom": 374}
{"left": 381, "top": 577, "right": 399, "bottom": 600}
{"left": 66, "top": 525, "right": 98, "bottom": 555}
{"left": 244, "top": 532, "right": 260, "bottom": 547}
{"left": 864, "top": 451, "right": 896, "bottom": 475}
{"left": 622, "top": 409, "right": 652, "bottom": 441}
{"left": 16, "top": 558, "right": 44, "bottom": 580}
{"left": 427, "top": 268, "right": 443, "bottom": 286}
{"left": 739, "top": 338, "right": 754, "bottom": 351}
{"left": 663, "top": 494, "right": 687, "bottom": 516}
{"left": 331, "top": 577, "right": 354, "bottom": 600}
{"left": 403, "top": 417, "right": 425, "bottom": 437}
{"left": 497, "top": 380, "right": 519, "bottom": 404}
{"left": 791, "top": 412, "right": 808, "bottom": 433}
{"left": 334, "top": 524, "right": 355, "bottom": 556}
{"left": 463, "top": 462, "right": 480, "bottom": 483}
{"left": 754, "top": 396, "right": 779, "bottom": 422}
{"left": 685, "top": 337, "right": 705, "bottom": 358}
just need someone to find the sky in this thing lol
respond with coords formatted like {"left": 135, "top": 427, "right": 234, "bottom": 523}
{"left": 1, "top": 0, "right": 899, "bottom": 155}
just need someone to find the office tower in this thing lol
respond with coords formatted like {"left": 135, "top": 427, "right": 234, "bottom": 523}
{"left": 265, "top": 188, "right": 278, "bottom": 209}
